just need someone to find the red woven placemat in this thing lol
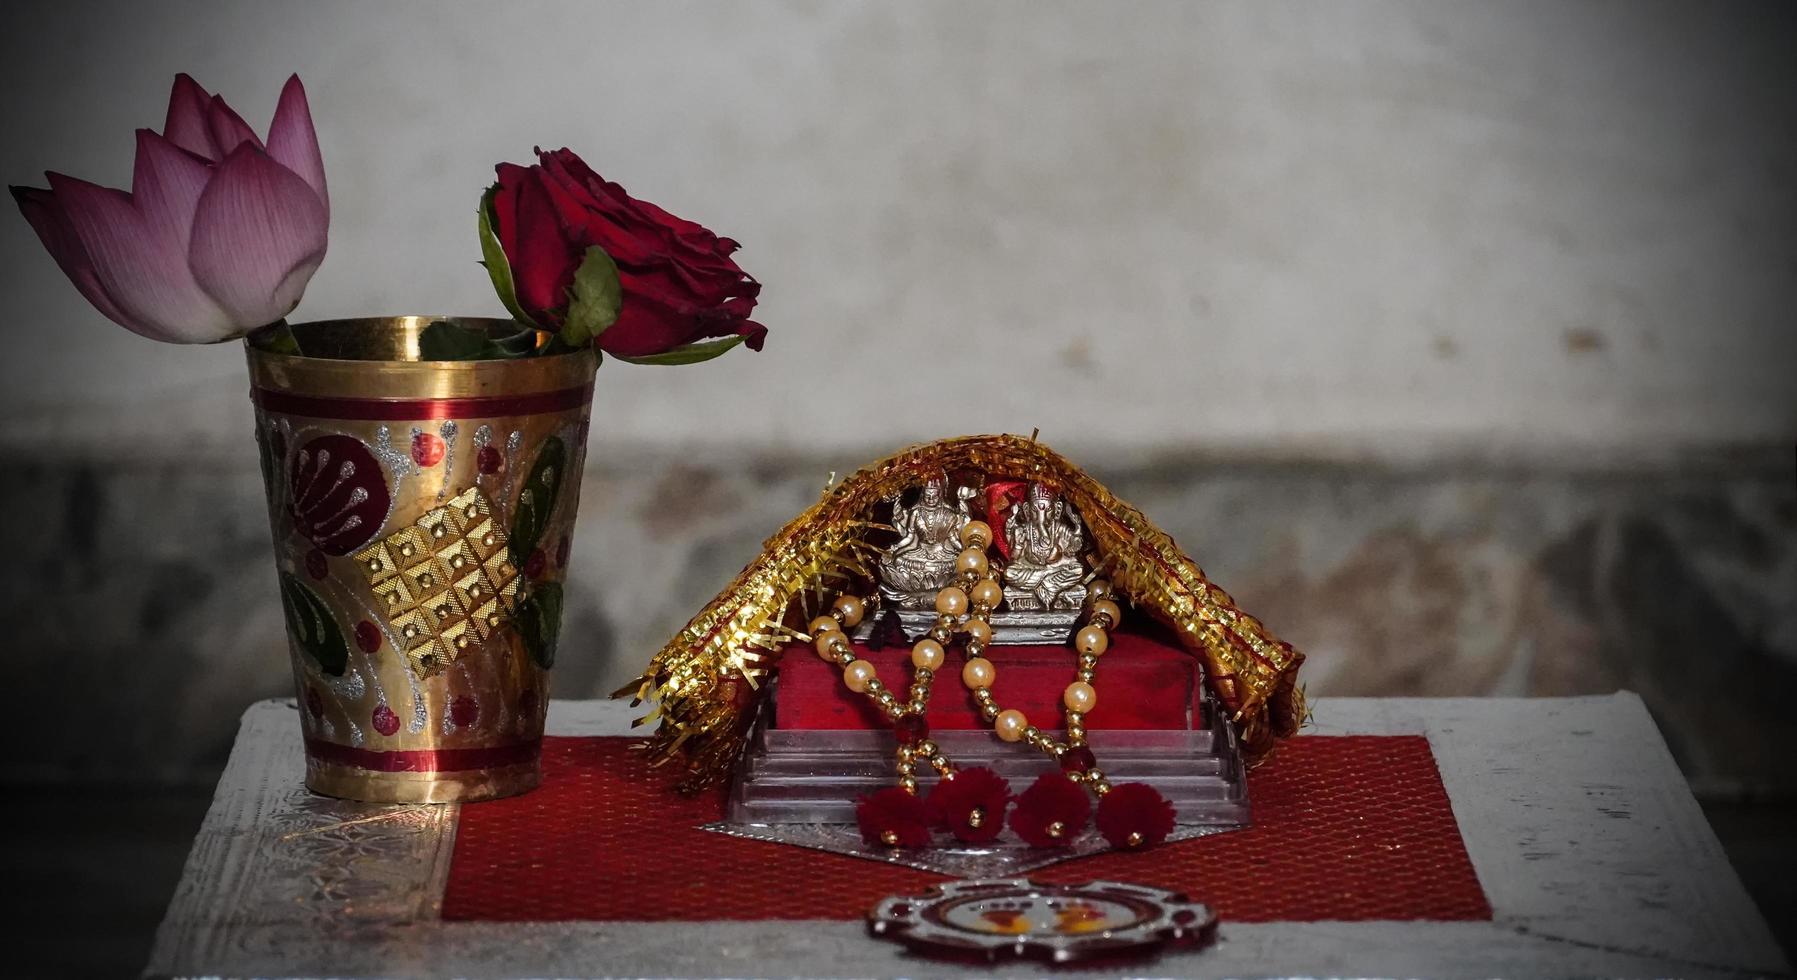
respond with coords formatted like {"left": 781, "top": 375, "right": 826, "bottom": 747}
{"left": 441, "top": 735, "right": 1491, "bottom": 922}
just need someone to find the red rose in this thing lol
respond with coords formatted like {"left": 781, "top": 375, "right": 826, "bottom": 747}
{"left": 486, "top": 147, "right": 766, "bottom": 363}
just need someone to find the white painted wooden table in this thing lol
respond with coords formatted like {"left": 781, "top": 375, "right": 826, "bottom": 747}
{"left": 145, "top": 694, "right": 1788, "bottom": 978}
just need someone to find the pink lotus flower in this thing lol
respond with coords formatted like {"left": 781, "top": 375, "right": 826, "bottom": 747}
{"left": 10, "top": 74, "right": 328, "bottom": 343}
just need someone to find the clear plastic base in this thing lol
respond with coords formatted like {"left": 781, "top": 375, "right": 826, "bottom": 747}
{"left": 725, "top": 676, "right": 1250, "bottom": 828}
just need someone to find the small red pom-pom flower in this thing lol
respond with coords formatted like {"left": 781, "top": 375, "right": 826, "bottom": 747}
{"left": 1095, "top": 782, "right": 1176, "bottom": 850}
{"left": 926, "top": 766, "right": 1010, "bottom": 843}
{"left": 1008, "top": 772, "right": 1092, "bottom": 848}
{"left": 856, "top": 787, "right": 932, "bottom": 848}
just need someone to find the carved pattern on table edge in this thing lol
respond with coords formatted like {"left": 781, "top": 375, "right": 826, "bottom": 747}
{"left": 147, "top": 701, "right": 459, "bottom": 971}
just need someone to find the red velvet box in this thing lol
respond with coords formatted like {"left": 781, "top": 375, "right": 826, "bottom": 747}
{"left": 772, "top": 627, "right": 1204, "bottom": 731}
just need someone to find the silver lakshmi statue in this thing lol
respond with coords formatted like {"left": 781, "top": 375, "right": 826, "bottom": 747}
{"left": 1001, "top": 482, "right": 1088, "bottom": 611}
{"left": 858, "top": 477, "right": 1094, "bottom": 645}
{"left": 877, "top": 476, "right": 977, "bottom": 609}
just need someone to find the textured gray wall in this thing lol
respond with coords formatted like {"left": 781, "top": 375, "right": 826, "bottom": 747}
{"left": 2, "top": 1, "right": 1792, "bottom": 458}
{"left": 0, "top": 2, "right": 1792, "bottom": 798}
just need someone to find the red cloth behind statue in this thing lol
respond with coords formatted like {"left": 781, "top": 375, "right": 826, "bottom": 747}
{"left": 773, "top": 626, "right": 1202, "bottom": 730}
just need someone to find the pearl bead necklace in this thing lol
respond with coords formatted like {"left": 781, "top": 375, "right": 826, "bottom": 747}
{"left": 812, "top": 512, "right": 1160, "bottom": 849}
{"left": 959, "top": 576, "right": 1124, "bottom": 809}
{"left": 809, "top": 520, "right": 1003, "bottom": 805}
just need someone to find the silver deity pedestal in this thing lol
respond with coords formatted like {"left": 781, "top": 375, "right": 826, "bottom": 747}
{"left": 852, "top": 607, "right": 1084, "bottom": 645}
{"left": 711, "top": 672, "right": 1250, "bottom": 876}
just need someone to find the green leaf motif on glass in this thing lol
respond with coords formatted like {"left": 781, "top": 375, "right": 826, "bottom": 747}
{"left": 560, "top": 245, "right": 622, "bottom": 350}
{"left": 509, "top": 435, "right": 566, "bottom": 565}
{"left": 279, "top": 572, "right": 348, "bottom": 676}
{"left": 516, "top": 581, "right": 565, "bottom": 669}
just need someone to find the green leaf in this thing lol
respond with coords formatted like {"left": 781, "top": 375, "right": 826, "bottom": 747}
{"left": 278, "top": 572, "right": 348, "bottom": 676}
{"left": 515, "top": 581, "right": 565, "bottom": 669}
{"left": 614, "top": 334, "right": 749, "bottom": 366}
{"left": 509, "top": 435, "right": 566, "bottom": 564}
{"left": 560, "top": 245, "right": 621, "bottom": 349}
{"left": 493, "top": 327, "right": 547, "bottom": 356}
{"left": 418, "top": 319, "right": 501, "bottom": 360}
{"left": 479, "top": 184, "right": 536, "bottom": 327}
{"left": 417, "top": 320, "right": 553, "bottom": 361}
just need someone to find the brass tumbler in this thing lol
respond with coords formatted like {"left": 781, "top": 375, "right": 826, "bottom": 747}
{"left": 246, "top": 317, "right": 596, "bottom": 803}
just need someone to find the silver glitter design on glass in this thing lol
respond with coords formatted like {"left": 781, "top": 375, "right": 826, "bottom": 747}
{"left": 289, "top": 449, "right": 370, "bottom": 544}
{"left": 322, "top": 587, "right": 387, "bottom": 749}
{"left": 327, "top": 669, "right": 366, "bottom": 702}
{"left": 404, "top": 664, "right": 428, "bottom": 734}
{"left": 442, "top": 659, "right": 476, "bottom": 737}
{"left": 372, "top": 424, "right": 416, "bottom": 480}
{"left": 501, "top": 429, "right": 524, "bottom": 512}
{"left": 311, "top": 486, "right": 369, "bottom": 538}
{"left": 435, "top": 420, "right": 459, "bottom": 504}
{"left": 322, "top": 654, "right": 373, "bottom": 748}
{"left": 341, "top": 580, "right": 428, "bottom": 737}
{"left": 472, "top": 425, "right": 493, "bottom": 485}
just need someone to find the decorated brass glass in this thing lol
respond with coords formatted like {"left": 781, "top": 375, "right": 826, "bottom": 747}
{"left": 247, "top": 317, "right": 595, "bottom": 803}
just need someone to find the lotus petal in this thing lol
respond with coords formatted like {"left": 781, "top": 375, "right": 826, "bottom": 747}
{"left": 188, "top": 144, "right": 327, "bottom": 327}
{"left": 132, "top": 130, "right": 210, "bottom": 250}
{"left": 10, "top": 185, "right": 136, "bottom": 331}
{"left": 162, "top": 74, "right": 219, "bottom": 160}
{"left": 264, "top": 75, "right": 327, "bottom": 217}
{"left": 46, "top": 172, "right": 236, "bottom": 342}
{"left": 206, "top": 95, "right": 264, "bottom": 157}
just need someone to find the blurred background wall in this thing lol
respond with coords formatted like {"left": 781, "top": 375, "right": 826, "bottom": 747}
{"left": 0, "top": 0, "right": 1792, "bottom": 972}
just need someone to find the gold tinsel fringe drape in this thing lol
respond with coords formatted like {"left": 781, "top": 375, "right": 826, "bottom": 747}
{"left": 616, "top": 434, "right": 1305, "bottom": 792}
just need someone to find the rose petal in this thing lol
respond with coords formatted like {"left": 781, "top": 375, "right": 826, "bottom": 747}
{"left": 592, "top": 298, "right": 692, "bottom": 358}
{"left": 597, "top": 267, "right": 763, "bottom": 357}
{"left": 495, "top": 164, "right": 578, "bottom": 322}
{"left": 162, "top": 74, "right": 219, "bottom": 160}
{"left": 206, "top": 95, "right": 265, "bottom": 157}
{"left": 264, "top": 75, "right": 327, "bottom": 217}
{"left": 188, "top": 144, "right": 327, "bottom": 328}
{"left": 45, "top": 172, "right": 236, "bottom": 342}
{"left": 490, "top": 163, "right": 528, "bottom": 258}
{"left": 736, "top": 319, "right": 768, "bottom": 351}
{"left": 10, "top": 184, "right": 138, "bottom": 332}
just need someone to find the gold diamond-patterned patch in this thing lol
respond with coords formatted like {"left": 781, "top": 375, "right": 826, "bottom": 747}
{"left": 354, "top": 487, "right": 519, "bottom": 676}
